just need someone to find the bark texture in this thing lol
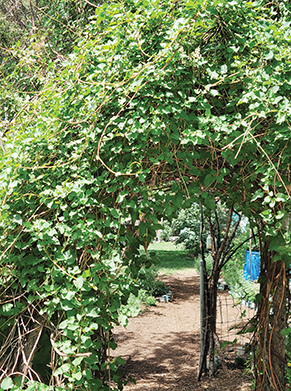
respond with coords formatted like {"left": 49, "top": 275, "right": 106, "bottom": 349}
{"left": 255, "top": 251, "right": 287, "bottom": 391}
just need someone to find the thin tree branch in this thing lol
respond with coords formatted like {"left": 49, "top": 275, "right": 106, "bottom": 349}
{"left": 215, "top": 205, "right": 234, "bottom": 264}
{"left": 221, "top": 232, "right": 257, "bottom": 269}
{"left": 84, "top": 0, "right": 99, "bottom": 7}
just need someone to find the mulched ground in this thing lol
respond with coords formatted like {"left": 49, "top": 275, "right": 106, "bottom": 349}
{"left": 112, "top": 270, "right": 254, "bottom": 391}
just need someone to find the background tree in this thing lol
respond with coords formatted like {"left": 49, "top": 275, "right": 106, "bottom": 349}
{"left": 161, "top": 203, "right": 206, "bottom": 254}
{"left": 198, "top": 202, "right": 244, "bottom": 377}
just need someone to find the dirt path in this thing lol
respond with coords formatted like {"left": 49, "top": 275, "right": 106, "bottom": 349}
{"left": 113, "top": 270, "right": 254, "bottom": 391}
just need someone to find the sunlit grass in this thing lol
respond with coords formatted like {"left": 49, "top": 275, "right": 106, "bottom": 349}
{"left": 146, "top": 241, "right": 197, "bottom": 275}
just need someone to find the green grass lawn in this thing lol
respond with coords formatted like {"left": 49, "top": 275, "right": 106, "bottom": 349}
{"left": 146, "top": 241, "right": 197, "bottom": 275}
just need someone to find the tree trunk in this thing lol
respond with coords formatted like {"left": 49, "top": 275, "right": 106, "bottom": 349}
{"left": 208, "top": 271, "right": 219, "bottom": 376}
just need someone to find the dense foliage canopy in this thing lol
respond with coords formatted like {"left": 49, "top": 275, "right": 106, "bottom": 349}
{"left": 1, "top": 0, "right": 291, "bottom": 390}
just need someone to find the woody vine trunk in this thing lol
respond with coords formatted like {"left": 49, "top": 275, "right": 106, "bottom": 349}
{"left": 255, "top": 241, "right": 288, "bottom": 391}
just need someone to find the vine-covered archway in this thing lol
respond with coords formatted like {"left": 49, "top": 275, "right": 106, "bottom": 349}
{"left": 1, "top": 1, "right": 291, "bottom": 390}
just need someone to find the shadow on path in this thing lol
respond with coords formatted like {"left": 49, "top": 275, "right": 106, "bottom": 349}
{"left": 159, "top": 273, "right": 200, "bottom": 302}
{"left": 113, "top": 271, "right": 253, "bottom": 391}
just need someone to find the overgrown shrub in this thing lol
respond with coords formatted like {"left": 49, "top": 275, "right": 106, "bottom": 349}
{"left": 119, "top": 266, "right": 170, "bottom": 325}
{"left": 160, "top": 221, "right": 172, "bottom": 242}
{"left": 175, "top": 227, "right": 200, "bottom": 253}
{"left": 161, "top": 204, "right": 207, "bottom": 256}
{"left": 229, "top": 275, "right": 260, "bottom": 306}
{"left": 137, "top": 267, "right": 169, "bottom": 295}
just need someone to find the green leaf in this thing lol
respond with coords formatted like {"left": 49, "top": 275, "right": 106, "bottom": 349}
{"left": 204, "top": 174, "right": 215, "bottom": 187}
{"left": 54, "top": 363, "right": 71, "bottom": 376}
{"left": 72, "top": 371, "right": 82, "bottom": 380}
{"left": 0, "top": 303, "right": 14, "bottom": 316}
{"left": 72, "top": 356, "right": 84, "bottom": 366}
{"left": 139, "top": 221, "right": 147, "bottom": 236}
{"left": 116, "top": 356, "right": 125, "bottom": 365}
{"left": 264, "top": 50, "right": 274, "bottom": 60}
{"left": 37, "top": 383, "right": 50, "bottom": 391}
{"left": 84, "top": 368, "right": 93, "bottom": 380}
{"left": 74, "top": 276, "right": 84, "bottom": 289}
{"left": 0, "top": 378, "right": 14, "bottom": 390}
{"left": 281, "top": 328, "right": 291, "bottom": 336}
{"left": 12, "top": 214, "right": 23, "bottom": 225}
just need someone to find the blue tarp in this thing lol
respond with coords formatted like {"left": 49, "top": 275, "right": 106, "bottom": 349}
{"left": 243, "top": 250, "right": 260, "bottom": 282}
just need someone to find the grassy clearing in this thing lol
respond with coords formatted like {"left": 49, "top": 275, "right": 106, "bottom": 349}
{"left": 146, "top": 241, "right": 197, "bottom": 275}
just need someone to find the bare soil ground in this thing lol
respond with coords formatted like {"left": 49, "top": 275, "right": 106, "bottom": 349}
{"left": 113, "top": 270, "right": 254, "bottom": 391}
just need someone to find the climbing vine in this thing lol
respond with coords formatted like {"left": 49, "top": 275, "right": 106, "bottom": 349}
{"left": 1, "top": 0, "right": 291, "bottom": 390}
